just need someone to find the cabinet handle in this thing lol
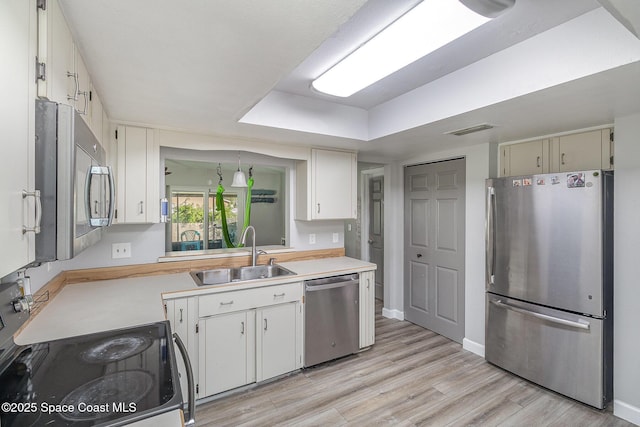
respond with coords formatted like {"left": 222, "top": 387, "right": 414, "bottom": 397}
{"left": 219, "top": 300, "right": 234, "bottom": 306}
{"left": 264, "top": 318, "right": 268, "bottom": 331}
{"left": 561, "top": 153, "right": 566, "bottom": 165}
{"left": 317, "top": 203, "right": 320, "bottom": 214}
{"left": 77, "top": 91, "right": 89, "bottom": 115}
{"left": 66, "top": 71, "right": 79, "bottom": 101}
{"left": 241, "top": 321, "right": 245, "bottom": 335}
{"left": 536, "top": 156, "right": 541, "bottom": 168}
{"left": 179, "top": 308, "right": 183, "bottom": 323}
{"left": 139, "top": 201, "right": 144, "bottom": 214}
{"left": 22, "top": 190, "right": 42, "bottom": 234}
{"left": 273, "top": 293, "right": 285, "bottom": 298}
{"left": 367, "top": 278, "right": 370, "bottom": 290}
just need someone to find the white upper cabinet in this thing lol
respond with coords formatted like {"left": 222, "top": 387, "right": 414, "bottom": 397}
{"left": 500, "top": 139, "right": 549, "bottom": 177}
{"left": 296, "top": 148, "right": 357, "bottom": 220}
{"left": 499, "top": 128, "right": 614, "bottom": 177}
{"left": 0, "top": 0, "right": 37, "bottom": 278}
{"left": 552, "top": 129, "right": 613, "bottom": 172}
{"left": 37, "top": 0, "right": 105, "bottom": 140}
{"left": 90, "top": 85, "right": 104, "bottom": 141}
{"left": 36, "top": 0, "right": 74, "bottom": 106}
{"left": 73, "top": 48, "right": 92, "bottom": 125}
{"left": 115, "top": 126, "right": 160, "bottom": 224}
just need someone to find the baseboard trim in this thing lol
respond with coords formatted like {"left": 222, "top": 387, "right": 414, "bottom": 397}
{"left": 382, "top": 307, "right": 404, "bottom": 321}
{"left": 463, "top": 338, "right": 485, "bottom": 358}
{"left": 614, "top": 400, "right": 640, "bottom": 425}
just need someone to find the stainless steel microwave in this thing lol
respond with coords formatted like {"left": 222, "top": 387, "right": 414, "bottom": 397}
{"left": 34, "top": 99, "right": 114, "bottom": 262}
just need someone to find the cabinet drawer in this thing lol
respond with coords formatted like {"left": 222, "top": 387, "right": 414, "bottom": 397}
{"left": 199, "top": 282, "right": 302, "bottom": 317}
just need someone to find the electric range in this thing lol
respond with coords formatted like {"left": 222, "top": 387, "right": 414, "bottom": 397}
{"left": 0, "top": 283, "right": 183, "bottom": 426}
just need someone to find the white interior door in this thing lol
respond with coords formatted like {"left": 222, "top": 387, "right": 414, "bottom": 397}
{"left": 404, "top": 158, "right": 466, "bottom": 343}
{"left": 368, "top": 175, "right": 384, "bottom": 301}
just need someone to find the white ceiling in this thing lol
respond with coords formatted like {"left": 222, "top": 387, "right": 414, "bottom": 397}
{"left": 60, "top": 0, "right": 640, "bottom": 161}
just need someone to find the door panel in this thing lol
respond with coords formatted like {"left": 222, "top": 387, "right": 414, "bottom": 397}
{"left": 436, "top": 266, "right": 458, "bottom": 322}
{"left": 368, "top": 176, "right": 384, "bottom": 300}
{"left": 436, "top": 199, "right": 457, "bottom": 251}
{"left": 410, "top": 199, "right": 429, "bottom": 247}
{"left": 409, "top": 261, "right": 429, "bottom": 312}
{"left": 404, "top": 159, "right": 465, "bottom": 343}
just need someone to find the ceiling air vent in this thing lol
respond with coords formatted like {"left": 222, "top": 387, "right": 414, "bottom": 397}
{"left": 445, "top": 123, "right": 495, "bottom": 136}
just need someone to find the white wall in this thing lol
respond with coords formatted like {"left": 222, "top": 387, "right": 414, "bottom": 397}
{"left": 612, "top": 112, "right": 640, "bottom": 425}
{"left": 383, "top": 142, "right": 489, "bottom": 355}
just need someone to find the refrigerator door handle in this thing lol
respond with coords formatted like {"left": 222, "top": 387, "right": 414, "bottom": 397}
{"left": 491, "top": 299, "right": 590, "bottom": 330}
{"left": 486, "top": 186, "right": 496, "bottom": 285}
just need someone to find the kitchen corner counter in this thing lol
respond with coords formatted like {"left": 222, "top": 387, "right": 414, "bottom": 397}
{"left": 15, "top": 256, "right": 376, "bottom": 346}
{"left": 15, "top": 273, "right": 195, "bottom": 345}
{"left": 277, "top": 257, "right": 376, "bottom": 277}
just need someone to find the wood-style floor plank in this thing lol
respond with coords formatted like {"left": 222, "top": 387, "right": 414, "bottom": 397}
{"left": 195, "top": 301, "right": 632, "bottom": 426}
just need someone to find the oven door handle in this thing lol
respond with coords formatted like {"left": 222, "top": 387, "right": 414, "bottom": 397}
{"left": 173, "top": 333, "right": 195, "bottom": 426}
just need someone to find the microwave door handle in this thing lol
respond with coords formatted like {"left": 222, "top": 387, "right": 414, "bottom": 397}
{"left": 106, "top": 166, "right": 115, "bottom": 225}
{"left": 86, "top": 166, "right": 113, "bottom": 226}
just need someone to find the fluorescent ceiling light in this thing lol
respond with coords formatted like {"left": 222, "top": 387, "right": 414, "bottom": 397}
{"left": 312, "top": 0, "right": 492, "bottom": 98}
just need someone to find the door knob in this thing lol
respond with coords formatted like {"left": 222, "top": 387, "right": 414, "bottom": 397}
{"left": 417, "top": 253, "right": 423, "bottom": 258}
{"left": 368, "top": 239, "right": 374, "bottom": 244}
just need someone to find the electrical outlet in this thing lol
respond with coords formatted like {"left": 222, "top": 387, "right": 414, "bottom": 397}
{"left": 309, "top": 234, "right": 316, "bottom": 245}
{"left": 112, "top": 243, "right": 132, "bottom": 259}
{"left": 332, "top": 233, "right": 339, "bottom": 243}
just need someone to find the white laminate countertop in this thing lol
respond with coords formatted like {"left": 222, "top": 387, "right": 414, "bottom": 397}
{"left": 15, "top": 257, "right": 375, "bottom": 345}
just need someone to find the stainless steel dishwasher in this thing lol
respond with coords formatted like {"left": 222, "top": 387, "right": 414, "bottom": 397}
{"left": 304, "top": 273, "right": 359, "bottom": 367}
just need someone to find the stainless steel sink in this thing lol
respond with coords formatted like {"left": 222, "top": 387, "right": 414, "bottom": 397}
{"left": 190, "top": 264, "right": 295, "bottom": 286}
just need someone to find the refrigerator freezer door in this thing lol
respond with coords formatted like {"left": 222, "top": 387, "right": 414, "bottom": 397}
{"left": 487, "top": 171, "right": 607, "bottom": 317}
{"left": 486, "top": 293, "right": 608, "bottom": 408}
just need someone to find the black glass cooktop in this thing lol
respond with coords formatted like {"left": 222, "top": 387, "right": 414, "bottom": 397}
{"left": 0, "top": 321, "right": 182, "bottom": 426}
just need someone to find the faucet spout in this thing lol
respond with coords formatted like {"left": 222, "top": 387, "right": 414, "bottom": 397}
{"left": 240, "top": 225, "right": 260, "bottom": 266}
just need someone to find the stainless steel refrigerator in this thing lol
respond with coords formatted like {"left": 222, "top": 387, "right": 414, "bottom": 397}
{"left": 485, "top": 170, "right": 613, "bottom": 409}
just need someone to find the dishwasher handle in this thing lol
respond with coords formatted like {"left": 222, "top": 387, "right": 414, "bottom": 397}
{"left": 305, "top": 280, "right": 358, "bottom": 292}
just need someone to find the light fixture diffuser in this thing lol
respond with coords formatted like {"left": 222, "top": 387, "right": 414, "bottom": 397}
{"left": 312, "top": 0, "right": 492, "bottom": 98}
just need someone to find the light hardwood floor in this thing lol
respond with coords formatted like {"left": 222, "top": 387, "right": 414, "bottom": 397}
{"left": 195, "top": 302, "right": 631, "bottom": 426}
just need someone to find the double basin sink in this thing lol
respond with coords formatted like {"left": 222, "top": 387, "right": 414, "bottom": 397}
{"left": 191, "top": 264, "right": 295, "bottom": 287}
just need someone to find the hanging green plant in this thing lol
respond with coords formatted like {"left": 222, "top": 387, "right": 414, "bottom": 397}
{"left": 215, "top": 164, "right": 254, "bottom": 248}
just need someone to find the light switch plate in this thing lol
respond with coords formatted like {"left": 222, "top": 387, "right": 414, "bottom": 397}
{"left": 112, "top": 243, "right": 132, "bottom": 259}
{"left": 332, "top": 233, "right": 339, "bottom": 243}
{"left": 309, "top": 234, "right": 316, "bottom": 245}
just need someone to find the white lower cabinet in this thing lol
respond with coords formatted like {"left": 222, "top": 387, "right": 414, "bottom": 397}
{"left": 257, "top": 302, "right": 303, "bottom": 382}
{"left": 359, "top": 270, "right": 376, "bottom": 348}
{"left": 195, "top": 282, "right": 303, "bottom": 399}
{"left": 165, "top": 297, "right": 198, "bottom": 400}
{"left": 199, "top": 310, "right": 256, "bottom": 396}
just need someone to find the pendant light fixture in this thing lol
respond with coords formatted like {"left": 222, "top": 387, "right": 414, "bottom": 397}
{"left": 231, "top": 153, "right": 248, "bottom": 188}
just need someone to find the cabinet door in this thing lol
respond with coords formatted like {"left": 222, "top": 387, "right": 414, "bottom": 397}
{"left": 37, "top": 0, "right": 75, "bottom": 105}
{"left": 312, "top": 149, "right": 357, "bottom": 219}
{"left": 501, "top": 139, "right": 547, "bottom": 177}
{"left": 89, "top": 84, "right": 103, "bottom": 141}
{"left": 257, "top": 302, "right": 300, "bottom": 382}
{"left": 165, "top": 298, "right": 197, "bottom": 400}
{"left": 74, "top": 48, "right": 91, "bottom": 125}
{"left": 359, "top": 270, "right": 376, "bottom": 348}
{"left": 556, "top": 129, "right": 611, "bottom": 172}
{"left": 199, "top": 310, "right": 256, "bottom": 397}
{"left": 116, "top": 126, "right": 159, "bottom": 223}
{"left": 0, "top": 0, "right": 36, "bottom": 278}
